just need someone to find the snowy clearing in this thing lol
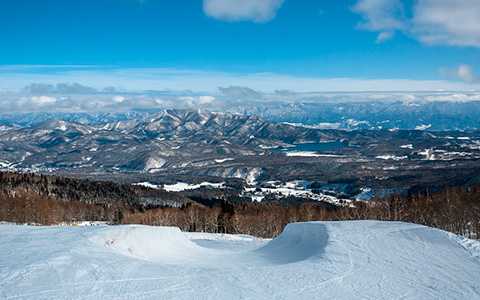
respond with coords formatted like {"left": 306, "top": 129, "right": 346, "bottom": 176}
{"left": 133, "top": 181, "right": 225, "bottom": 192}
{"left": 243, "top": 185, "right": 351, "bottom": 206}
{"left": 214, "top": 158, "right": 234, "bottom": 163}
{"left": 0, "top": 221, "right": 479, "bottom": 299}
{"left": 400, "top": 144, "right": 414, "bottom": 149}
{"left": 415, "top": 124, "right": 432, "bottom": 130}
{"left": 376, "top": 154, "right": 408, "bottom": 161}
{"left": 163, "top": 182, "right": 225, "bottom": 192}
{"left": 0, "top": 160, "right": 12, "bottom": 169}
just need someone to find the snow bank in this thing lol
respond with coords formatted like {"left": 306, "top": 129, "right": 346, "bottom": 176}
{"left": 89, "top": 225, "right": 208, "bottom": 264}
{"left": 448, "top": 233, "right": 480, "bottom": 259}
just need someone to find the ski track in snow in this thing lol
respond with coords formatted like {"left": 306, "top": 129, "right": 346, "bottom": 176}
{"left": 0, "top": 221, "right": 479, "bottom": 300}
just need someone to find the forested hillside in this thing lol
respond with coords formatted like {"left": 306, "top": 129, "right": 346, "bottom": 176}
{"left": 0, "top": 172, "right": 478, "bottom": 238}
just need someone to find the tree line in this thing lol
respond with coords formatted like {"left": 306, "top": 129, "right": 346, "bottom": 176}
{"left": 0, "top": 172, "right": 478, "bottom": 238}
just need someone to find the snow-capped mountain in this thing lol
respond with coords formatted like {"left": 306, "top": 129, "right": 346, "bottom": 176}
{"left": 0, "top": 109, "right": 344, "bottom": 173}
{"left": 2, "top": 109, "right": 480, "bottom": 202}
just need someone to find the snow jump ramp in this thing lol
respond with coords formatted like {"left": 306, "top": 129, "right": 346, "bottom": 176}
{"left": 89, "top": 225, "right": 211, "bottom": 264}
{"left": 255, "top": 222, "right": 328, "bottom": 264}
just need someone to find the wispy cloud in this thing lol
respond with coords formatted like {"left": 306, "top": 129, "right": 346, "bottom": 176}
{"left": 3, "top": 85, "right": 480, "bottom": 114}
{"left": 203, "top": 0, "right": 284, "bottom": 23}
{"left": 50, "top": 72, "right": 480, "bottom": 92}
{"left": 352, "top": 0, "right": 405, "bottom": 44}
{"left": 30, "top": 95, "right": 57, "bottom": 105}
{"left": 456, "top": 64, "right": 476, "bottom": 83}
{"left": 440, "top": 64, "right": 478, "bottom": 83}
{"left": 413, "top": 0, "right": 480, "bottom": 47}
{"left": 376, "top": 31, "right": 394, "bottom": 43}
{"left": 352, "top": 0, "right": 480, "bottom": 47}
{"left": 1, "top": 65, "right": 480, "bottom": 95}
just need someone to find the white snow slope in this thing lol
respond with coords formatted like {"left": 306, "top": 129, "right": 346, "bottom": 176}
{"left": 0, "top": 221, "right": 479, "bottom": 300}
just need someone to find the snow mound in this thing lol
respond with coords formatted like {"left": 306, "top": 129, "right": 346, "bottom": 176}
{"left": 89, "top": 225, "right": 207, "bottom": 264}
{"left": 256, "top": 222, "right": 328, "bottom": 264}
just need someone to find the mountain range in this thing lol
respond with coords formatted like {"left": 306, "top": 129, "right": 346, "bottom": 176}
{"left": 1, "top": 109, "right": 480, "bottom": 201}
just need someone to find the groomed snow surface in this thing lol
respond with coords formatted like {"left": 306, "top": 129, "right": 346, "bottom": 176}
{"left": 1, "top": 221, "right": 479, "bottom": 299}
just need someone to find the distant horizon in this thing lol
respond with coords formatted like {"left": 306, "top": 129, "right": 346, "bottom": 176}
{"left": 1, "top": 65, "right": 480, "bottom": 94}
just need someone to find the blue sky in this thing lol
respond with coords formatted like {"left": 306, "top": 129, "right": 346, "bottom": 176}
{"left": 1, "top": 0, "right": 479, "bottom": 91}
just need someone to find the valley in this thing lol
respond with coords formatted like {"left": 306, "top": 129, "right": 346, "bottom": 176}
{"left": 1, "top": 109, "right": 480, "bottom": 204}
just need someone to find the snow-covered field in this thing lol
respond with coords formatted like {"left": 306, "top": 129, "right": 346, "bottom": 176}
{"left": 133, "top": 181, "right": 225, "bottom": 192}
{"left": 243, "top": 183, "right": 351, "bottom": 205}
{"left": 1, "top": 221, "right": 479, "bottom": 299}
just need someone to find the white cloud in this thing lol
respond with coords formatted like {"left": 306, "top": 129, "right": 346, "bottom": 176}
{"left": 198, "top": 95, "right": 216, "bottom": 104}
{"left": 376, "top": 31, "right": 394, "bottom": 43}
{"left": 441, "top": 64, "right": 478, "bottom": 83}
{"left": 112, "top": 95, "right": 126, "bottom": 103}
{"left": 456, "top": 64, "right": 476, "bottom": 83}
{"left": 1, "top": 65, "right": 480, "bottom": 94}
{"left": 30, "top": 95, "right": 57, "bottom": 105}
{"left": 352, "top": 0, "right": 405, "bottom": 31}
{"left": 178, "top": 95, "right": 215, "bottom": 105}
{"left": 4, "top": 86, "right": 480, "bottom": 113}
{"left": 179, "top": 96, "right": 195, "bottom": 101}
{"left": 424, "top": 93, "right": 480, "bottom": 102}
{"left": 352, "top": 0, "right": 480, "bottom": 47}
{"left": 352, "top": 0, "right": 405, "bottom": 42}
{"left": 203, "top": 0, "right": 284, "bottom": 23}
{"left": 413, "top": 0, "right": 480, "bottom": 47}
{"left": 219, "top": 86, "right": 263, "bottom": 99}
